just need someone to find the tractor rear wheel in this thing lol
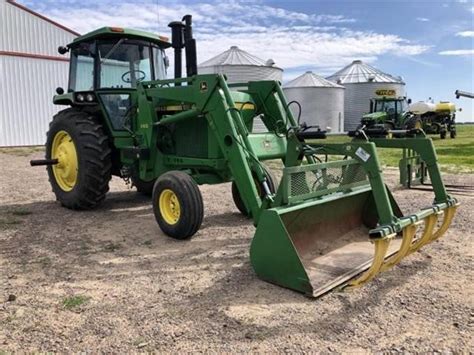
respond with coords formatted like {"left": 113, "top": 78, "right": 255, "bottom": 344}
{"left": 132, "top": 176, "right": 156, "bottom": 196}
{"left": 232, "top": 167, "right": 276, "bottom": 217}
{"left": 152, "top": 171, "right": 204, "bottom": 239}
{"left": 46, "top": 108, "right": 112, "bottom": 209}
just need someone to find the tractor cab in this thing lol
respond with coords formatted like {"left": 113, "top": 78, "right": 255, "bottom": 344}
{"left": 54, "top": 27, "right": 171, "bottom": 131}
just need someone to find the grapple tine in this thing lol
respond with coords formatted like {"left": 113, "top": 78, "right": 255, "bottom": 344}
{"left": 380, "top": 224, "right": 417, "bottom": 272}
{"left": 408, "top": 214, "right": 438, "bottom": 254}
{"left": 430, "top": 205, "right": 458, "bottom": 242}
{"left": 345, "top": 236, "right": 393, "bottom": 289}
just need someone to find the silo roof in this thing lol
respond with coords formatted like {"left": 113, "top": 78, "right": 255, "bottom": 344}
{"left": 284, "top": 71, "right": 344, "bottom": 88}
{"left": 199, "top": 46, "right": 279, "bottom": 68}
{"left": 326, "top": 60, "right": 404, "bottom": 84}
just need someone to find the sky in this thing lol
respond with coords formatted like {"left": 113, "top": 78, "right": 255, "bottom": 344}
{"left": 22, "top": 0, "right": 474, "bottom": 121}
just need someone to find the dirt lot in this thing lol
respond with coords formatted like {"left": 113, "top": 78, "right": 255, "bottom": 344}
{"left": 1, "top": 150, "right": 473, "bottom": 352}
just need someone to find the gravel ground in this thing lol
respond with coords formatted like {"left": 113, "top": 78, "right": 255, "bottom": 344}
{"left": 0, "top": 150, "right": 473, "bottom": 352}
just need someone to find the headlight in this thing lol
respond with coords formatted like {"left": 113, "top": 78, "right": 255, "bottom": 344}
{"left": 86, "top": 93, "right": 95, "bottom": 102}
{"left": 76, "top": 94, "right": 85, "bottom": 102}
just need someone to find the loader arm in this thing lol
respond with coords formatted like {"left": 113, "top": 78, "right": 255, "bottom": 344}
{"left": 138, "top": 74, "right": 458, "bottom": 298}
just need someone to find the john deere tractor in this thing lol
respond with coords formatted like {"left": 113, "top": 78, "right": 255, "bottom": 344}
{"left": 360, "top": 97, "right": 420, "bottom": 133}
{"left": 31, "top": 16, "right": 458, "bottom": 297}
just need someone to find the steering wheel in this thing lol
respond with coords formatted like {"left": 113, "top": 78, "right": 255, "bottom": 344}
{"left": 121, "top": 70, "right": 146, "bottom": 83}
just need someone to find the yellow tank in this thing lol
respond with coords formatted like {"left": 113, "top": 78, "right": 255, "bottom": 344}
{"left": 436, "top": 101, "right": 456, "bottom": 113}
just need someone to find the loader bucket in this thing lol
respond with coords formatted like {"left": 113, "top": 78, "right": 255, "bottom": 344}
{"left": 249, "top": 159, "right": 458, "bottom": 297}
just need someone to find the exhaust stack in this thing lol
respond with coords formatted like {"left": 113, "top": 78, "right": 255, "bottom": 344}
{"left": 168, "top": 14, "right": 197, "bottom": 83}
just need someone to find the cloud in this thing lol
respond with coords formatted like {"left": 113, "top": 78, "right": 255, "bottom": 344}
{"left": 439, "top": 49, "right": 474, "bottom": 56}
{"left": 26, "top": 0, "right": 430, "bottom": 74}
{"left": 416, "top": 17, "right": 430, "bottom": 22}
{"left": 456, "top": 31, "right": 474, "bottom": 37}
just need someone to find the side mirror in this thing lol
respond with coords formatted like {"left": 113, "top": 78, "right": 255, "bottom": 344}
{"left": 58, "top": 46, "right": 69, "bottom": 55}
{"left": 163, "top": 56, "right": 170, "bottom": 68}
{"left": 407, "top": 98, "right": 412, "bottom": 104}
{"left": 56, "top": 87, "right": 64, "bottom": 95}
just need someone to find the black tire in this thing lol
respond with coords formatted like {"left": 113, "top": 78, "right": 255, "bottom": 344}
{"left": 440, "top": 130, "right": 447, "bottom": 139}
{"left": 232, "top": 167, "right": 276, "bottom": 217}
{"left": 450, "top": 130, "right": 456, "bottom": 139}
{"left": 46, "top": 108, "right": 112, "bottom": 209}
{"left": 132, "top": 176, "right": 156, "bottom": 196}
{"left": 406, "top": 117, "right": 422, "bottom": 130}
{"left": 152, "top": 171, "right": 204, "bottom": 239}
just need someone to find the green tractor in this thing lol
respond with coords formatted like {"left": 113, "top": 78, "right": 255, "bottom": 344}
{"left": 31, "top": 16, "right": 458, "bottom": 297}
{"left": 360, "top": 96, "right": 420, "bottom": 132}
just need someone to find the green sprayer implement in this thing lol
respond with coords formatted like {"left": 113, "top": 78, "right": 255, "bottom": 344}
{"left": 31, "top": 16, "right": 458, "bottom": 297}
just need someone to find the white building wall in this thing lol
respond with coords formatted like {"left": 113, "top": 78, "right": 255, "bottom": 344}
{"left": 0, "top": 0, "right": 76, "bottom": 56}
{"left": 0, "top": 56, "right": 69, "bottom": 146}
{"left": 0, "top": 0, "right": 77, "bottom": 146}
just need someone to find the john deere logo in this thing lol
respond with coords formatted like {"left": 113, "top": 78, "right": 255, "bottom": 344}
{"left": 375, "top": 89, "right": 396, "bottom": 96}
{"left": 199, "top": 81, "right": 208, "bottom": 92}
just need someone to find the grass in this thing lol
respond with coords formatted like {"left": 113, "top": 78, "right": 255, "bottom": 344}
{"left": 0, "top": 146, "right": 44, "bottom": 156}
{"left": 62, "top": 295, "right": 90, "bottom": 310}
{"left": 0, "top": 208, "right": 33, "bottom": 230}
{"left": 10, "top": 208, "right": 33, "bottom": 216}
{"left": 0, "top": 216, "right": 22, "bottom": 230}
{"left": 102, "top": 241, "right": 122, "bottom": 252}
{"left": 36, "top": 256, "right": 52, "bottom": 267}
{"left": 322, "top": 124, "right": 474, "bottom": 174}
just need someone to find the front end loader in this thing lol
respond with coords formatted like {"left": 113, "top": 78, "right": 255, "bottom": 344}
{"left": 31, "top": 16, "right": 458, "bottom": 297}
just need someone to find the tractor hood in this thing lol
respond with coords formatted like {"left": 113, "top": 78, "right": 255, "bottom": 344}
{"left": 362, "top": 111, "right": 387, "bottom": 123}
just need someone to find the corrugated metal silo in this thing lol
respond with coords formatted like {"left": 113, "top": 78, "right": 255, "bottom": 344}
{"left": 198, "top": 46, "right": 283, "bottom": 132}
{"left": 326, "top": 60, "right": 405, "bottom": 131}
{"left": 283, "top": 71, "right": 345, "bottom": 132}
{"left": 198, "top": 46, "right": 283, "bottom": 82}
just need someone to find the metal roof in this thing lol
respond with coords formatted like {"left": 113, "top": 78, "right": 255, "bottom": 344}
{"left": 284, "top": 71, "right": 344, "bottom": 88}
{"left": 199, "top": 46, "right": 279, "bottom": 68}
{"left": 326, "top": 60, "right": 404, "bottom": 84}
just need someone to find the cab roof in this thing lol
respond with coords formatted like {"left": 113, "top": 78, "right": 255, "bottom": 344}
{"left": 70, "top": 27, "right": 171, "bottom": 48}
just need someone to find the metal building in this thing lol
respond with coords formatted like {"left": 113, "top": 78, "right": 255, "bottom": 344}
{"left": 326, "top": 60, "right": 405, "bottom": 131}
{"left": 283, "top": 71, "right": 345, "bottom": 133}
{"left": 198, "top": 46, "right": 283, "bottom": 132}
{"left": 0, "top": 0, "right": 78, "bottom": 146}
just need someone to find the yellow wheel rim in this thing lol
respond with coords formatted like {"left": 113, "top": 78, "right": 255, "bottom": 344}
{"left": 415, "top": 120, "right": 422, "bottom": 129}
{"left": 51, "top": 130, "right": 78, "bottom": 191}
{"left": 159, "top": 189, "right": 181, "bottom": 225}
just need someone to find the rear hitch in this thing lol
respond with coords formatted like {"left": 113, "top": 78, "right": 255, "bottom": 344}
{"left": 30, "top": 159, "right": 58, "bottom": 166}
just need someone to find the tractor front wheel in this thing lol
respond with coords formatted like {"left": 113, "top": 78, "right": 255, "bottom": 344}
{"left": 232, "top": 167, "right": 276, "bottom": 217}
{"left": 46, "top": 108, "right": 112, "bottom": 209}
{"left": 152, "top": 171, "right": 204, "bottom": 239}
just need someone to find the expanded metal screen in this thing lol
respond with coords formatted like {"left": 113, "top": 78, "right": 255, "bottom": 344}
{"left": 282, "top": 159, "right": 369, "bottom": 203}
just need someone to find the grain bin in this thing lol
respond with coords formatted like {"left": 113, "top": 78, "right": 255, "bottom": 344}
{"left": 326, "top": 60, "right": 405, "bottom": 131}
{"left": 283, "top": 71, "right": 345, "bottom": 132}
{"left": 198, "top": 46, "right": 283, "bottom": 82}
{"left": 198, "top": 46, "right": 283, "bottom": 132}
